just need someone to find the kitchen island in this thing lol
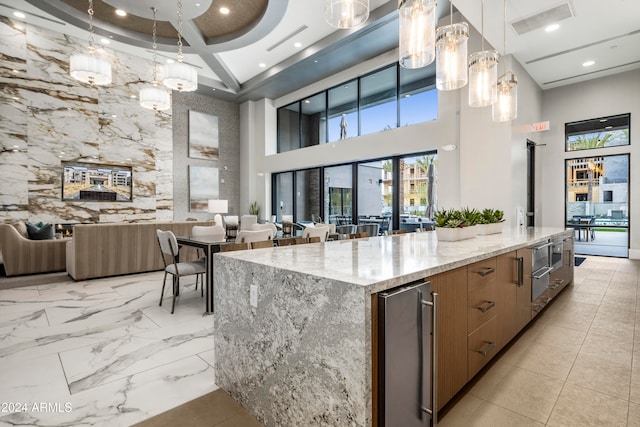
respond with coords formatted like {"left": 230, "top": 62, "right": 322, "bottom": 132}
{"left": 213, "top": 227, "right": 573, "bottom": 426}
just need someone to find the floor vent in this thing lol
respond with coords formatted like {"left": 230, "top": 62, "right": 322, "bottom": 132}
{"left": 511, "top": 3, "right": 574, "bottom": 35}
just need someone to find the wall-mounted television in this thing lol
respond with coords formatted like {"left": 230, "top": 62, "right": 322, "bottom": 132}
{"left": 62, "top": 161, "right": 133, "bottom": 202}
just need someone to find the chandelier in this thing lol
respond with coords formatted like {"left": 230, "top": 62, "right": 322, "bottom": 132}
{"left": 492, "top": 0, "right": 518, "bottom": 122}
{"left": 468, "top": 0, "right": 498, "bottom": 107}
{"left": 69, "top": 0, "right": 111, "bottom": 86}
{"left": 398, "top": 0, "right": 437, "bottom": 69}
{"left": 140, "top": 7, "right": 170, "bottom": 111}
{"left": 324, "top": 0, "right": 370, "bottom": 29}
{"left": 435, "top": 2, "right": 469, "bottom": 90}
{"left": 162, "top": 0, "right": 198, "bottom": 92}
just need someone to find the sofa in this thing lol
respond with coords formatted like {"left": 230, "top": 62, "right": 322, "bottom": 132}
{"left": 0, "top": 223, "right": 68, "bottom": 276}
{"left": 66, "top": 221, "right": 213, "bottom": 281}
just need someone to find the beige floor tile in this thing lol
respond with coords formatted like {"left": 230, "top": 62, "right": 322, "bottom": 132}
{"left": 588, "top": 318, "right": 635, "bottom": 341}
{"left": 629, "top": 354, "right": 640, "bottom": 404}
{"left": 547, "top": 383, "right": 628, "bottom": 427}
{"left": 612, "top": 272, "right": 640, "bottom": 285}
{"left": 518, "top": 315, "right": 552, "bottom": 343}
{"left": 438, "top": 394, "right": 543, "bottom": 427}
{"left": 566, "top": 353, "right": 631, "bottom": 400}
{"left": 628, "top": 401, "right": 640, "bottom": 425}
{"left": 575, "top": 281, "right": 608, "bottom": 297}
{"left": 501, "top": 341, "right": 578, "bottom": 381}
{"left": 498, "top": 337, "right": 533, "bottom": 366}
{"left": 545, "top": 303, "right": 598, "bottom": 332}
{"left": 557, "top": 290, "right": 604, "bottom": 306}
{"left": 532, "top": 324, "right": 587, "bottom": 351}
{"left": 469, "top": 363, "right": 564, "bottom": 423}
{"left": 581, "top": 331, "right": 634, "bottom": 366}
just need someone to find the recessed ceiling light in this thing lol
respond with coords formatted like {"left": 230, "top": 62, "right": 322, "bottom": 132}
{"left": 314, "top": 60, "right": 318, "bottom": 63}
{"left": 100, "top": 38, "right": 110, "bottom": 45}
{"left": 600, "top": 119, "right": 608, "bottom": 122}
{"left": 115, "top": 9, "right": 127, "bottom": 17}
{"left": 13, "top": 11, "right": 26, "bottom": 19}
{"left": 304, "top": 100, "right": 310, "bottom": 103}
{"left": 294, "top": 42, "right": 302, "bottom": 48}
{"left": 404, "top": 94, "right": 411, "bottom": 98}
{"left": 544, "top": 24, "right": 559, "bottom": 32}
{"left": 166, "top": 59, "right": 175, "bottom": 64}
{"left": 259, "top": 63, "right": 266, "bottom": 68}
{"left": 582, "top": 60, "right": 595, "bottom": 67}
{"left": 220, "top": 7, "right": 230, "bottom": 15}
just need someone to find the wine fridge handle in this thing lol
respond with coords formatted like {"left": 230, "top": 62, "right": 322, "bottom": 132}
{"left": 420, "top": 292, "right": 438, "bottom": 425}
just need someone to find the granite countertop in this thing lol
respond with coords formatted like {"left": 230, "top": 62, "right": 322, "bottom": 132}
{"left": 217, "top": 227, "right": 571, "bottom": 294}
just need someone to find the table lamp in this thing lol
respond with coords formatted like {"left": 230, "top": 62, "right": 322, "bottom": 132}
{"left": 208, "top": 199, "right": 228, "bottom": 226}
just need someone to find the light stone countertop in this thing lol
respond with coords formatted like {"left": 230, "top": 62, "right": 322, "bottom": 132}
{"left": 217, "top": 226, "right": 572, "bottom": 294}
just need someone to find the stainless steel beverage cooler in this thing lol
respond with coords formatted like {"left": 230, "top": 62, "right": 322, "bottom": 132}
{"left": 378, "top": 281, "right": 438, "bottom": 426}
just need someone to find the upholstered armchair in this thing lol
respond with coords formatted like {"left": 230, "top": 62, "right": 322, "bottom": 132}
{"left": 0, "top": 224, "right": 67, "bottom": 276}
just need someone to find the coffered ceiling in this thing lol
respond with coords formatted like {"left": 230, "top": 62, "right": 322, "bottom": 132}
{"left": 2, "top": 0, "right": 639, "bottom": 103}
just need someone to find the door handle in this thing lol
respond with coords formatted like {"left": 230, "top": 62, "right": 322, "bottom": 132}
{"left": 475, "top": 341, "right": 496, "bottom": 356}
{"left": 516, "top": 257, "right": 524, "bottom": 286}
{"left": 476, "top": 300, "right": 496, "bottom": 313}
{"left": 477, "top": 267, "right": 495, "bottom": 277}
{"left": 419, "top": 291, "right": 438, "bottom": 425}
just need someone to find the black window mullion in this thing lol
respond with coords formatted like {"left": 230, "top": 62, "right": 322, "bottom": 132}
{"left": 392, "top": 157, "right": 400, "bottom": 231}
{"left": 396, "top": 63, "right": 401, "bottom": 128}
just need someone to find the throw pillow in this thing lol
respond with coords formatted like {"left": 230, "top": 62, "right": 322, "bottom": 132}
{"left": 12, "top": 222, "right": 29, "bottom": 238}
{"left": 26, "top": 223, "right": 55, "bottom": 240}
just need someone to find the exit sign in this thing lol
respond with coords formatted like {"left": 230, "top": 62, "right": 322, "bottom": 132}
{"left": 529, "top": 121, "right": 550, "bottom": 132}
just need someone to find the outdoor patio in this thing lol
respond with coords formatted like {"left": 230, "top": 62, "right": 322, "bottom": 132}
{"left": 573, "top": 228, "right": 629, "bottom": 257}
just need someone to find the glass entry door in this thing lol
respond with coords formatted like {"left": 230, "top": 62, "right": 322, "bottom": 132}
{"left": 565, "top": 154, "right": 629, "bottom": 257}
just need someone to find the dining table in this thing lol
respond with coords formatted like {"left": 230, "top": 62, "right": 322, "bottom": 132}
{"left": 176, "top": 235, "right": 228, "bottom": 314}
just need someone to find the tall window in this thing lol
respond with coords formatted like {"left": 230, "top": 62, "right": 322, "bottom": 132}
{"left": 328, "top": 80, "right": 358, "bottom": 143}
{"left": 360, "top": 66, "right": 397, "bottom": 135}
{"left": 565, "top": 113, "right": 630, "bottom": 151}
{"left": 400, "top": 154, "right": 436, "bottom": 218}
{"left": 278, "top": 103, "right": 300, "bottom": 153}
{"left": 399, "top": 64, "right": 438, "bottom": 126}
{"left": 295, "top": 168, "right": 321, "bottom": 222}
{"left": 324, "top": 165, "right": 353, "bottom": 224}
{"left": 273, "top": 172, "right": 294, "bottom": 222}
{"left": 301, "top": 93, "right": 326, "bottom": 148}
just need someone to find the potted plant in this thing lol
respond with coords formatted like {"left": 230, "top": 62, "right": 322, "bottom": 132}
{"left": 476, "top": 209, "right": 505, "bottom": 235}
{"left": 434, "top": 208, "right": 478, "bottom": 241}
{"left": 249, "top": 201, "right": 260, "bottom": 218}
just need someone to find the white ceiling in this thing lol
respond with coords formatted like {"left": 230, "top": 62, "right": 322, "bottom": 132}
{"left": 2, "top": 0, "right": 639, "bottom": 101}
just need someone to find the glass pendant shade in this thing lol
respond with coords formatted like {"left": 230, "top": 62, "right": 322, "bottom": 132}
{"left": 468, "top": 50, "right": 498, "bottom": 107}
{"left": 435, "top": 22, "right": 469, "bottom": 90}
{"left": 492, "top": 71, "right": 517, "bottom": 122}
{"left": 324, "top": 0, "right": 369, "bottom": 28}
{"left": 139, "top": 86, "right": 171, "bottom": 111}
{"left": 69, "top": 53, "right": 112, "bottom": 86}
{"left": 162, "top": 62, "right": 198, "bottom": 92}
{"left": 399, "top": 0, "right": 437, "bottom": 69}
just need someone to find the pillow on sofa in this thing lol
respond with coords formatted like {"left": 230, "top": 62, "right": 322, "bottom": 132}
{"left": 12, "top": 222, "right": 29, "bottom": 238}
{"left": 26, "top": 223, "right": 55, "bottom": 240}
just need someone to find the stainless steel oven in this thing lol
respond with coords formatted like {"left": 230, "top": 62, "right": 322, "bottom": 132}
{"left": 550, "top": 237, "right": 563, "bottom": 272}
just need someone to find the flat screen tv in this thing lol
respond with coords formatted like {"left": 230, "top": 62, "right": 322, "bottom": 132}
{"left": 62, "top": 161, "right": 133, "bottom": 202}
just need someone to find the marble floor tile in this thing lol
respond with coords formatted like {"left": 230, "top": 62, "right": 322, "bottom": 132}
{"left": 438, "top": 393, "right": 544, "bottom": 427}
{"left": 469, "top": 361, "right": 564, "bottom": 423}
{"left": 566, "top": 353, "right": 631, "bottom": 400}
{"left": 0, "top": 353, "right": 70, "bottom": 403}
{"left": 547, "top": 383, "right": 628, "bottom": 427}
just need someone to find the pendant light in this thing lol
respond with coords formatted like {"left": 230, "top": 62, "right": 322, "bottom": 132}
{"left": 468, "top": 0, "right": 498, "bottom": 107}
{"left": 492, "top": 0, "right": 518, "bottom": 122}
{"left": 140, "top": 7, "right": 171, "bottom": 111}
{"left": 435, "top": 2, "right": 469, "bottom": 90}
{"left": 399, "top": 0, "right": 437, "bottom": 69}
{"left": 162, "top": 0, "right": 198, "bottom": 92}
{"left": 69, "top": 0, "right": 112, "bottom": 86}
{"left": 324, "top": 0, "right": 370, "bottom": 29}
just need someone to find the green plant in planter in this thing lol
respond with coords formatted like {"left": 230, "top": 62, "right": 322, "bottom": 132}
{"left": 434, "top": 208, "right": 478, "bottom": 228}
{"left": 249, "top": 201, "right": 260, "bottom": 217}
{"left": 460, "top": 207, "right": 482, "bottom": 226}
{"left": 479, "top": 208, "right": 505, "bottom": 224}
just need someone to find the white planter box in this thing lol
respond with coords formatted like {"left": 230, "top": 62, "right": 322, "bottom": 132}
{"left": 476, "top": 222, "right": 504, "bottom": 235}
{"left": 435, "top": 226, "right": 476, "bottom": 241}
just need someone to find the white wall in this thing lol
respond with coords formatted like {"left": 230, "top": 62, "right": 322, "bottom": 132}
{"left": 541, "top": 69, "right": 639, "bottom": 258}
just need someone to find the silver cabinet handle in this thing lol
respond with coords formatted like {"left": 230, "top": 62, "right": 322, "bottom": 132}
{"left": 477, "top": 267, "right": 495, "bottom": 277}
{"left": 517, "top": 257, "right": 524, "bottom": 287}
{"left": 532, "top": 266, "right": 553, "bottom": 279}
{"left": 475, "top": 341, "right": 496, "bottom": 356}
{"left": 476, "top": 300, "right": 496, "bottom": 313}
{"left": 533, "top": 242, "right": 553, "bottom": 251}
{"left": 420, "top": 291, "right": 438, "bottom": 425}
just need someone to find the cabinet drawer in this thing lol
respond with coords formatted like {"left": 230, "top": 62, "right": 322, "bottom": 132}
{"left": 468, "top": 258, "right": 497, "bottom": 292}
{"left": 468, "top": 315, "right": 498, "bottom": 379}
{"left": 468, "top": 279, "right": 498, "bottom": 333}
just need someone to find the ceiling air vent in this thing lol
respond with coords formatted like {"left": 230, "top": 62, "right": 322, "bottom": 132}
{"left": 511, "top": 3, "right": 574, "bottom": 35}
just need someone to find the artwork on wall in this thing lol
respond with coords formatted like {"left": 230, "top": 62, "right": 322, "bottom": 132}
{"left": 189, "top": 166, "right": 219, "bottom": 212}
{"left": 189, "top": 110, "right": 219, "bottom": 160}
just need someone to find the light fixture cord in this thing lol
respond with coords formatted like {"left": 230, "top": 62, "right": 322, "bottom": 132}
{"left": 151, "top": 7, "right": 159, "bottom": 86}
{"left": 176, "top": 0, "right": 184, "bottom": 63}
{"left": 87, "top": 0, "right": 95, "bottom": 54}
{"left": 450, "top": 1, "right": 453, "bottom": 26}
{"left": 502, "top": 0, "right": 507, "bottom": 73}
{"left": 481, "top": 0, "right": 485, "bottom": 51}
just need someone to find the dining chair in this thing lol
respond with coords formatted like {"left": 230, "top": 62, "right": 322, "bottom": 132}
{"left": 252, "top": 222, "right": 277, "bottom": 236}
{"left": 240, "top": 214, "right": 258, "bottom": 231}
{"left": 156, "top": 229, "right": 206, "bottom": 314}
{"left": 218, "top": 242, "right": 250, "bottom": 252}
{"left": 307, "top": 236, "right": 321, "bottom": 243}
{"left": 276, "top": 237, "right": 297, "bottom": 246}
{"left": 251, "top": 240, "right": 274, "bottom": 249}
{"left": 302, "top": 224, "right": 330, "bottom": 242}
{"left": 357, "top": 223, "right": 379, "bottom": 237}
{"left": 224, "top": 215, "right": 239, "bottom": 239}
{"left": 336, "top": 224, "right": 356, "bottom": 235}
{"left": 349, "top": 232, "right": 370, "bottom": 239}
{"left": 390, "top": 229, "right": 407, "bottom": 235}
{"left": 192, "top": 225, "right": 226, "bottom": 242}
{"left": 235, "top": 228, "right": 273, "bottom": 244}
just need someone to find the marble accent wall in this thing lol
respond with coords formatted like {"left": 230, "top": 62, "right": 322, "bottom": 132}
{"left": 0, "top": 15, "right": 173, "bottom": 224}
